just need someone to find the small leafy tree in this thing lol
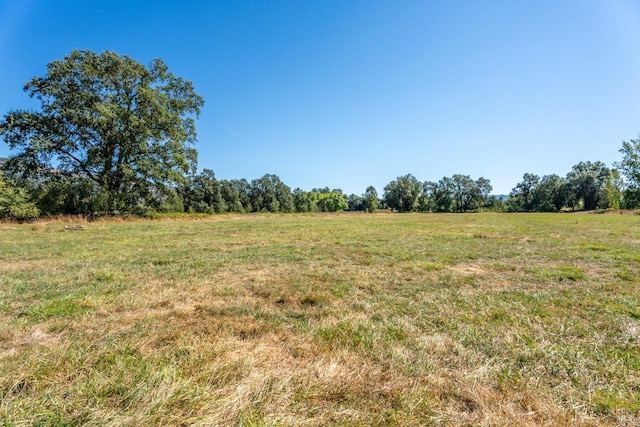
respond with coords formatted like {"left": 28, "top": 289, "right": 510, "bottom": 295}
{"left": 363, "top": 186, "right": 379, "bottom": 213}
{"left": 0, "top": 173, "right": 39, "bottom": 220}
{"left": 317, "top": 192, "right": 348, "bottom": 212}
{"left": 602, "top": 169, "right": 623, "bottom": 210}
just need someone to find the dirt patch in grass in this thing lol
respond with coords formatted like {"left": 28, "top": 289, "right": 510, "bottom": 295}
{"left": 449, "top": 263, "right": 488, "bottom": 276}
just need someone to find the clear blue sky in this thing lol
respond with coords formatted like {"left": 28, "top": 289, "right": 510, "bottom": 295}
{"left": 1, "top": 0, "right": 639, "bottom": 195}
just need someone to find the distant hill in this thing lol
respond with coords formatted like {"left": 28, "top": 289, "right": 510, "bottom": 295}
{"left": 491, "top": 194, "right": 509, "bottom": 201}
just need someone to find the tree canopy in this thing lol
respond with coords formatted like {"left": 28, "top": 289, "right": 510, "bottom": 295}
{"left": 0, "top": 50, "right": 204, "bottom": 214}
{"left": 383, "top": 174, "right": 421, "bottom": 212}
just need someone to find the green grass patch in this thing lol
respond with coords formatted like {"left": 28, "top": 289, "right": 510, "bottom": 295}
{"left": 27, "top": 295, "right": 93, "bottom": 321}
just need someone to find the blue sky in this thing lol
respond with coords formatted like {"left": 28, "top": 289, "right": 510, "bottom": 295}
{"left": 1, "top": 0, "right": 640, "bottom": 195}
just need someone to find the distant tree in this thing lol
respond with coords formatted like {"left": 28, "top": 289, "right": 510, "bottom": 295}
{"left": 249, "top": 174, "right": 293, "bottom": 213}
{"left": 508, "top": 173, "right": 540, "bottom": 212}
{"left": 363, "top": 186, "right": 379, "bottom": 213}
{"left": 566, "top": 161, "right": 610, "bottom": 210}
{"left": 602, "top": 169, "right": 623, "bottom": 210}
{"left": 418, "top": 181, "right": 437, "bottom": 212}
{"left": 0, "top": 50, "right": 204, "bottom": 214}
{"left": 182, "top": 169, "right": 223, "bottom": 213}
{"left": 383, "top": 174, "right": 421, "bottom": 212}
{"left": 484, "top": 195, "right": 506, "bottom": 212}
{"left": 563, "top": 179, "right": 579, "bottom": 211}
{"left": 317, "top": 192, "right": 348, "bottom": 212}
{"left": 0, "top": 173, "right": 39, "bottom": 220}
{"left": 450, "top": 174, "right": 491, "bottom": 212}
{"left": 312, "top": 187, "right": 347, "bottom": 203}
{"left": 618, "top": 136, "right": 640, "bottom": 208}
{"left": 474, "top": 177, "right": 493, "bottom": 210}
{"left": 275, "top": 180, "right": 295, "bottom": 213}
{"left": 622, "top": 188, "right": 640, "bottom": 209}
{"left": 531, "top": 174, "right": 566, "bottom": 212}
{"left": 293, "top": 188, "right": 318, "bottom": 213}
{"left": 235, "top": 179, "right": 253, "bottom": 212}
{"left": 347, "top": 193, "right": 364, "bottom": 212}
{"left": 250, "top": 175, "right": 278, "bottom": 212}
{"left": 433, "top": 177, "right": 454, "bottom": 212}
{"left": 220, "top": 179, "right": 245, "bottom": 212}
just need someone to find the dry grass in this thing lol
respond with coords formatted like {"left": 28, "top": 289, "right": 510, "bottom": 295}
{"left": 0, "top": 212, "right": 638, "bottom": 426}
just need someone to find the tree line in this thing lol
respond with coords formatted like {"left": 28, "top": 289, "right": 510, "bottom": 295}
{"left": 0, "top": 162, "right": 494, "bottom": 217}
{"left": 507, "top": 162, "right": 627, "bottom": 212}
{"left": 1, "top": 50, "right": 640, "bottom": 220}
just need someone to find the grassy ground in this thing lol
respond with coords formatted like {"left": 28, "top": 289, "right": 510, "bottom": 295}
{"left": 0, "top": 212, "right": 638, "bottom": 426}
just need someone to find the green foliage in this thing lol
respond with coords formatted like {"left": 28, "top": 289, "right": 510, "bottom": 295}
{"left": 0, "top": 172, "right": 39, "bottom": 220}
{"left": 317, "top": 192, "right": 348, "bottom": 212}
{"left": 618, "top": 136, "right": 640, "bottom": 208}
{"left": 433, "top": 177, "right": 454, "bottom": 212}
{"left": 383, "top": 174, "right": 492, "bottom": 213}
{"left": 383, "top": 174, "right": 421, "bottom": 212}
{"left": 418, "top": 181, "right": 436, "bottom": 212}
{"left": 250, "top": 174, "right": 294, "bottom": 213}
{"left": 0, "top": 49, "right": 204, "bottom": 214}
{"left": 363, "top": 185, "right": 379, "bottom": 213}
{"left": 509, "top": 174, "right": 567, "bottom": 212}
{"left": 509, "top": 163, "right": 620, "bottom": 213}
{"left": 566, "top": 161, "right": 611, "bottom": 211}
{"left": 622, "top": 188, "right": 640, "bottom": 209}
{"left": 450, "top": 174, "right": 492, "bottom": 212}
{"left": 508, "top": 173, "right": 540, "bottom": 211}
{"left": 603, "top": 169, "right": 623, "bottom": 210}
{"left": 292, "top": 188, "right": 348, "bottom": 213}
{"left": 534, "top": 174, "right": 567, "bottom": 212}
{"left": 222, "top": 179, "right": 251, "bottom": 213}
{"left": 293, "top": 188, "right": 318, "bottom": 213}
{"left": 181, "top": 169, "right": 225, "bottom": 213}
{"left": 346, "top": 193, "right": 364, "bottom": 211}
{"left": 33, "top": 177, "right": 110, "bottom": 217}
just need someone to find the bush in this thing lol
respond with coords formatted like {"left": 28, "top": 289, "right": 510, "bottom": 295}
{"left": 0, "top": 173, "right": 39, "bottom": 220}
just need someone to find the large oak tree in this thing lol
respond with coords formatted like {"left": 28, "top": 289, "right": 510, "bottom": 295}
{"left": 0, "top": 50, "right": 204, "bottom": 213}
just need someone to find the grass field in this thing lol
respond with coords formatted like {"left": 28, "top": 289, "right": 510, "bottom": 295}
{"left": 0, "top": 212, "right": 639, "bottom": 426}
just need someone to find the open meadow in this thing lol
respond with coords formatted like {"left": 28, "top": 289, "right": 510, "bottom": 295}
{"left": 0, "top": 212, "right": 638, "bottom": 426}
